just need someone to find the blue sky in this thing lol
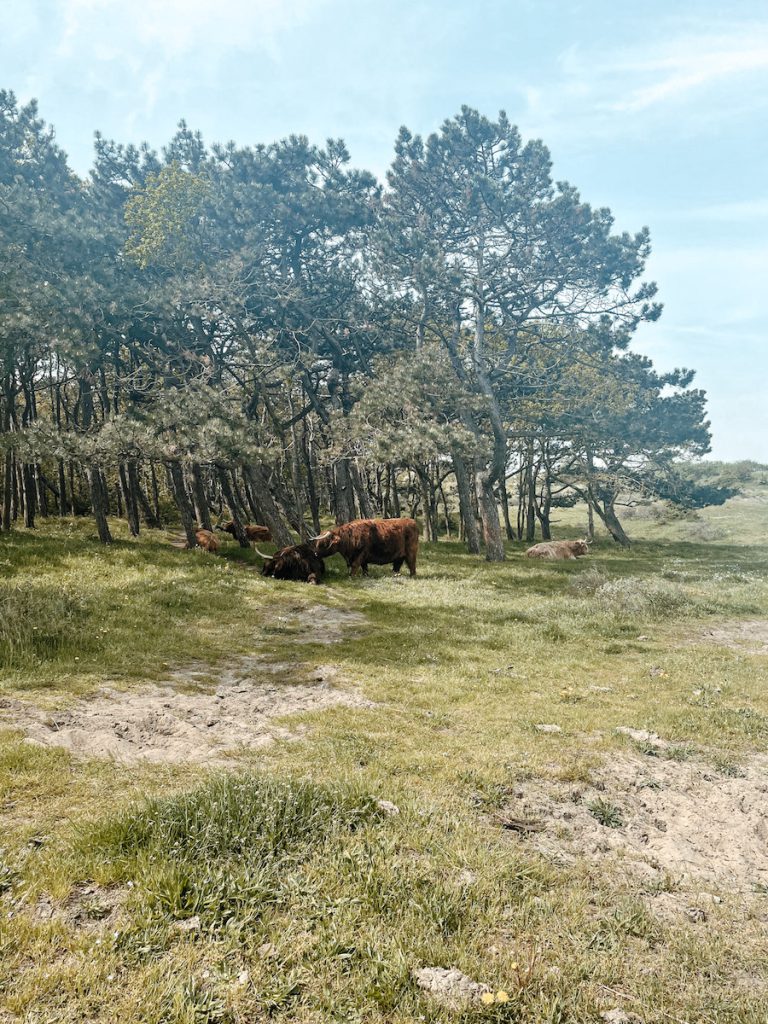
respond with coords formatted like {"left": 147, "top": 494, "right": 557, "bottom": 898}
{"left": 4, "top": 0, "right": 767, "bottom": 460}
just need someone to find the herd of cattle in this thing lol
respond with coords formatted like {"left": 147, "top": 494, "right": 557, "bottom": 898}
{"left": 189, "top": 517, "right": 590, "bottom": 583}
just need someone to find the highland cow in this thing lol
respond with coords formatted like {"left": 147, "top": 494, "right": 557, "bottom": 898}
{"left": 312, "top": 517, "right": 419, "bottom": 577}
{"left": 258, "top": 543, "right": 325, "bottom": 584}
{"left": 526, "top": 539, "right": 589, "bottom": 560}
{"left": 193, "top": 529, "right": 220, "bottom": 553}
{"left": 217, "top": 520, "right": 272, "bottom": 543}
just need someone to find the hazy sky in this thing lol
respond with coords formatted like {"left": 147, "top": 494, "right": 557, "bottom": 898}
{"left": 3, "top": 0, "right": 767, "bottom": 460}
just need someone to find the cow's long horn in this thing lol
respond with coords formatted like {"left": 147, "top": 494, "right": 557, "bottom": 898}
{"left": 252, "top": 546, "right": 272, "bottom": 559}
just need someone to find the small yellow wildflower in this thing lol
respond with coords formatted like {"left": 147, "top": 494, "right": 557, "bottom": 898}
{"left": 495, "top": 990, "right": 510, "bottom": 1003}
{"left": 509, "top": 962, "right": 519, "bottom": 970}
{"left": 480, "top": 992, "right": 495, "bottom": 1006}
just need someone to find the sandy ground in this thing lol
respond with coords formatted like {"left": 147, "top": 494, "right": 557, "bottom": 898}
{"left": 0, "top": 605, "right": 372, "bottom": 765}
{"left": 502, "top": 747, "right": 768, "bottom": 894}
{"left": 694, "top": 618, "right": 768, "bottom": 654}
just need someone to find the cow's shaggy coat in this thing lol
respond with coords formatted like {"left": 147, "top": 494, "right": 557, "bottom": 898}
{"left": 313, "top": 517, "right": 419, "bottom": 576}
{"left": 526, "top": 539, "right": 589, "bottom": 560}
{"left": 260, "top": 543, "right": 325, "bottom": 584}
{"left": 217, "top": 521, "right": 272, "bottom": 543}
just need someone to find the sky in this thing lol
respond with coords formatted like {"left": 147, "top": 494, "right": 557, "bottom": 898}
{"left": 3, "top": 0, "right": 767, "bottom": 461}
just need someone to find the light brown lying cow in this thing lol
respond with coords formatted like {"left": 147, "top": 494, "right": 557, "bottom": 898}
{"left": 193, "top": 528, "right": 220, "bottom": 553}
{"left": 526, "top": 539, "right": 589, "bottom": 560}
{"left": 217, "top": 520, "right": 272, "bottom": 543}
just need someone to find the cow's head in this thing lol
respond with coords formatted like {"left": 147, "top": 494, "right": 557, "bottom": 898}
{"left": 573, "top": 539, "right": 590, "bottom": 556}
{"left": 260, "top": 544, "right": 324, "bottom": 583}
{"left": 311, "top": 529, "right": 339, "bottom": 557}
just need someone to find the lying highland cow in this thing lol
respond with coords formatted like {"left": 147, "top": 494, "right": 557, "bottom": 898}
{"left": 257, "top": 543, "right": 325, "bottom": 584}
{"left": 312, "top": 517, "right": 419, "bottom": 577}
{"left": 216, "top": 520, "right": 272, "bottom": 543}
{"left": 192, "top": 528, "right": 220, "bottom": 553}
{"left": 526, "top": 539, "right": 589, "bottom": 560}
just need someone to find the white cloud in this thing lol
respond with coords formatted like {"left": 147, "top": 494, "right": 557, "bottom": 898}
{"left": 58, "top": 0, "right": 327, "bottom": 60}
{"left": 520, "top": 21, "right": 768, "bottom": 143}
{"left": 612, "top": 40, "right": 768, "bottom": 111}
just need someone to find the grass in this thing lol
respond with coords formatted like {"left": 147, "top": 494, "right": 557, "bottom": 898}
{"left": 1, "top": 487, "right": 768, "bottom": 1021}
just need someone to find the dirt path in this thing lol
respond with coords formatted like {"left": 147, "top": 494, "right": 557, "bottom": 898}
{"left": 0, "top": 605, "right": 372, "bottom": 765}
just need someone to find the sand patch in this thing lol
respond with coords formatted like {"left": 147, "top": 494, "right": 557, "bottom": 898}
{"left": 502, "top": 751, "right": 768, "bottom": 892}
{"left": 1, "top": 656, "right": 373, "bottom": 765}
{"left": 694, "top": 619, "right": 768, "bottom": 654}
{"left": 33, "top": 882, "right": 126, "bottom": 932}
{"left": 290, "top": 605, "right": 366, "bottom": 644}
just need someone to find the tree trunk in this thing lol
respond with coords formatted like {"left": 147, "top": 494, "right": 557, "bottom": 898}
{"left": 476, "top": 471, "right": 505, "bottom": 561}
{"left": 86, "top": 465, "right": 112, "bottom": 544}
{"left": 414, "top": 464, "right": 438, "bottom": 542}
{"left": 137, "top": 480, "right": 161, "bottom": 529}
{"left": 13, "top": 460, "right": 22, "bottom": 521}
{"left": 119, "top": 461, "right": 140, "bottom": 537}
{"left": 524, "top": 449, "right": 536, "bottom": 542}
{"left": 301, "top": 420, "right": 321, "bottom": 534}
{"left": 245, "top": 463, "right": 294, "bottom": 547}
{"left": 22, "top": 464, "right": 36, "bottom": 529}
{"left": 149, "top": 461, "right": 161, "bottom": 524}
{"left": 189, "top": 463, "right": 212, "bottom": 532}
{"left": 333, "top": 459, "right": 356, "bottom": 524}
{"left": 231, "top": 473, "right": 251, "bottom": 521}
{"left": 115, "top": 476, "right": 124, "bottom": 519}
{"left": 584, "top": 448, "right": 597, "bottom": 542}
{"left": 599, "top": 499, "right": 631, "bottom": 547}
{"left": 439, "top": 481, "right": 452, "bottom": 539}
{"left": 452, "top": 452, "right": 481, "bottom": 554}
{"left": 350, "top": 462, "right": 372, "bottom": 520}
{"left": 390, "top": 465, "right": 401, "bottom": 518}
{"left": 499, "top": 482, "right": 515, "bottom": 541}
{"left": 57, "top": 459, "right": 67, "bottom": 517}
{"left": 167, "top": 460, "right": 197, "bottom": 548}
{"left": 2, "top": 448, "right": 12, "bottom": 531}
{"left": 35, "top": 465, "right": 48, "bottom": 517}
{"left": 536, "top": 468, "right": 552, "bottom": 544}
{"left": 286, "top": 398, "right": 308, "bottom": 538}
{"left": 217, "top": 467, "right": 250, "bottom": 547}
{"left": 68, "top": 462, "right": 77, "bottom": 516}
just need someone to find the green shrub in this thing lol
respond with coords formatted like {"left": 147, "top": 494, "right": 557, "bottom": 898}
{"left": 76, "top": 773, "right": 384, "bottom": 929}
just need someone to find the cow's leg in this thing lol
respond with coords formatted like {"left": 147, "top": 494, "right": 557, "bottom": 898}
{"left": 350, "top": 554, "right": 366, "bottom": 577}
{"left": 392, "top": 557, "right": 404, "bottom": 575}
{"left": 406, "top": 552, "right": 417, "bottom": 576}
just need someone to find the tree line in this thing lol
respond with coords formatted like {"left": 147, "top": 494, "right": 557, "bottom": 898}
{"left": 0, "top": 91, "right": 728, "bottom": 557}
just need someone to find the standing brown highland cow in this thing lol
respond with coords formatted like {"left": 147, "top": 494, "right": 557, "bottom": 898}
{"left": 312, "top": 517, "right": 419, "bottom": 577}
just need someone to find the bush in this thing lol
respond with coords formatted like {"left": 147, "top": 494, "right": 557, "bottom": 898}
{"left": 685, "top": 522, "right": 727, "bottom": 542}
{"left": 568, "top": 566, "right": 609, "bottom": 597}
{"left": 77, "top": 773, "right": 384, "bottom": 929}
{"left": 570, "top": 569, "right": 687, "bottom": 620}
